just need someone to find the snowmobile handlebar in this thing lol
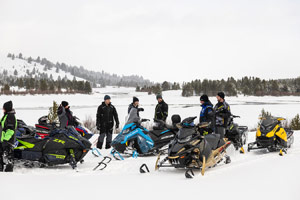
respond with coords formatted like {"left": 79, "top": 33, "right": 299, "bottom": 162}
{"left": 231, "top": 115, "right": 240, "bottom": 118}
{"left": 141, "top": 119, "right": 150, "bottom": 122}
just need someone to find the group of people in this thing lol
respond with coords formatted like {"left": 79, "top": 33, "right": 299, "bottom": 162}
{"left": 0, "top": 91, "right": 230, "bottom": 172}
{"left": 95, "top": 94, "right": 169, "bottom": 149}
{"left": 94, "top": 91, "right": 231, "bottom": 150}
{"left": 199, "top": 92, "right": 231, "bottom": 138}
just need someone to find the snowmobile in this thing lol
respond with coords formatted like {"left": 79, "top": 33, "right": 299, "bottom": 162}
{"left": 110, "top": 108, "right": 180, "bottom": 160}
{"left": 155, "top": 116, "right": 232, "bottom": 178}
{"left": 225, "top": 115, "right": 248, "bottom": 153}
{"left": 35, "top": 116, "right": 93, "bottom": 140}
{"left": 14, "top": 126, "right": 92, "bottom": 169}
{"left": 248, "top": 117, "right": 294, "bottom": 156}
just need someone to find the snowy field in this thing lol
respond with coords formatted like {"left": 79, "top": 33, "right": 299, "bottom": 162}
{"left": 0, "top": 86, "right": 299, "bottom": 200}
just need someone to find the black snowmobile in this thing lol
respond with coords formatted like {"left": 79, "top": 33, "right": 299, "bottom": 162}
{"left": 14, "top": 126, "right": 92, "bottom": 169}
{"left": 225, "top": 115, "right": 248, "bottom": 153}
{"left": 111, "top": 109, "right": 180, "bottom": 160}
{"left": 155, "top": 117, "right": 232, "bottom": 178}
{"left": 248, "top": 117, "right": 294, "bottom": 156}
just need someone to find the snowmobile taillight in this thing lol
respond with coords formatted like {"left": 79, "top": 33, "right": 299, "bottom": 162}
{"left": 180, "top": 156, "right": 185, "bottom": 159}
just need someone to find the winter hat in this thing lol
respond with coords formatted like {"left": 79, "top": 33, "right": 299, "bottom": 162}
{"left": 217, "top": 92, "right": 225, "bottom": 99}
{"left": 200, "top": 94, "right": 209, "bottom": 102}
{"left": 156, "top": 94, "right": 162, "bottom": 100}
{"left": 3, "top": 101, "right": 13, "bottom": 112}
{"left": 133, "top": 96, "right": 139, "bottom": 103}
{"left": 104, "top": 95, "right": 111, "bottom": 100}
{"left": 61, "top": 101, "right": 69, "bottom": 107}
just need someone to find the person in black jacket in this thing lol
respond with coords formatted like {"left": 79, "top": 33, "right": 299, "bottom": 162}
{"left": 154, "top": 94, "right": 168, "bottom": 122}
{"left": 96, "top": 95, "right": 119, "bottom": 149}
{"left": 214, "top": 92, "right": 231, "bottom": 139}
{"left": 0, "top": 101, "right": 17, "bottom": 172}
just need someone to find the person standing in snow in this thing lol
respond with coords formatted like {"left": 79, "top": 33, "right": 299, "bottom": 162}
{"left": 0, "top": 101, "right": 17, "bottom": 172}
{"left": 57, "top": 101, "right": 76, "bottom": 128}
{"left": 96, "top": 95, "right": 119, "bottom": 149}
{"left": 154, "top": 94, "right": 168, "bottom": 122}
{"left": 214, "top": 92, "right": 231, "bottom": 139}
{"left": 128, "top": 97, "right": 141, "bottom": 115}
{"left": 199, "top": 95, "right": 214, "bottom": 134}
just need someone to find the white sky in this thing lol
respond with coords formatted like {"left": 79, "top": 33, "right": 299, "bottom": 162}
{"left": 0, "top": 0, "right": 300, "bottom": 82}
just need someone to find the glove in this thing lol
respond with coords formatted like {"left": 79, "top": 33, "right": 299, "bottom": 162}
{"left": 138, "top": 108, "right": 144, "bottom": 112}
{"left": 116, "top": 124, "right": 119, "bottom": 129}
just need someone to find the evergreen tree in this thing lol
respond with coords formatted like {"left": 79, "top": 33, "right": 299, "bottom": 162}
{"left": 48, "top": 101, "right": 59, "bottom": 123}
{"left": 290, "top": 114, "right": 300, "bottom": 130}
{"left": 162, "top": 81, "right": 171, "bottom": 91}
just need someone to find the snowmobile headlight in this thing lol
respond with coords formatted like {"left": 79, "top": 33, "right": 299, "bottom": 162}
{"left": 178, "top": 135, "right": 192, "bottom": 144}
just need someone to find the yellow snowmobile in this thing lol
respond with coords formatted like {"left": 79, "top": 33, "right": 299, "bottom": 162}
{"left": 248, "top": 117, "right": 294, "bottom": 156}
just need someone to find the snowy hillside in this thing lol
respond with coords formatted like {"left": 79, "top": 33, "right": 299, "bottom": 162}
{"left": 0, "top": 54, "right": 85, "bottom": 81}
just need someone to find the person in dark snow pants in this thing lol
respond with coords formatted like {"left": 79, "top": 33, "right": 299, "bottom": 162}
{"left": 0, "top": 101, "right": 17, "bottom": 172}
{"left": 214, "top": 92, "right": 231, "bottom": 139}
{"left": 154, "top": 94, "right": 168, "bottom": 122}
{"left": 96, "top": 95, "right": 119, "bottom": 149}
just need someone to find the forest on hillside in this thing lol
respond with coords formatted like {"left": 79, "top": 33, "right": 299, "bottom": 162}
{"left": 182, "top": 77, "right": 300, "bottom": 97}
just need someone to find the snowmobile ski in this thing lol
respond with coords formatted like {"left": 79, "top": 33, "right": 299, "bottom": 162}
{"left": 140, "top": 164, "right": 150, "bottom": 173}
{"left": 92, "top": 148, "right": 102, "bottom": 157}
{"left": 93, "top": 156, "right": 112, "bottom": 171}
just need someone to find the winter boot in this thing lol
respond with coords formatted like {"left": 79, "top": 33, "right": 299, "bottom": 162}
{"left": 105, "top": 144, "right": 111, "bottom": 149}
{"left": 97, "top": 142, "right": 103, "bottom": 150}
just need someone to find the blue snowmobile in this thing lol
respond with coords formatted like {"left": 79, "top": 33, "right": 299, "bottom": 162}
{"left": 111, "top": 108, "right": 180, "bottom": 160}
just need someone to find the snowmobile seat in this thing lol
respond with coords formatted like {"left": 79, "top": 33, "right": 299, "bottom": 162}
{"left": 204, "top": 134, "right": 225, "bottom": 150}
{"left": 150, "top": 128, "right": 169, "bottom": 138}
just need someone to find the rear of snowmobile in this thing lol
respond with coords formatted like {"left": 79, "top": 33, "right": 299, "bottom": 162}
{"left": 14, "top": 126, "right": 92, "bottom": 169}
{"left": 225, "top": 115, "right": 248, "bottom": 153}
{"left": 155, "top": 117, "right": 232, "bottom": 178}
{"left": 248, "top": 117, "right": 294, "bottom": 156}
{"left": 111, "top": 121, "right": 154, "bottom": 159}
{"left": 35, "top": 115, "right": 94, "bottom": 140}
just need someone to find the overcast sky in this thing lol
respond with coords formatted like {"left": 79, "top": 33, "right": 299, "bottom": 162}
{"left": 0, "top": 0, "right": 299, "bottom": 82}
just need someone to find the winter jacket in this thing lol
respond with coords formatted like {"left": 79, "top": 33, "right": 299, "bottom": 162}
{"left": 200, "top": 101, "right": 214, "bottom": 123}
{"left": 57, "top": 106, "right": 75, "bottom": 128}
{"left": 154, "top": 100, "right": 168, "bottom": 121}
{"left": 0, "top": 110, "right": 17, "bottom": 144}
{"left": 214, "top": 100, "right": 231, "bottom": 127}
{"left": 97, "top": 102, "right": 119, "bottom": 133}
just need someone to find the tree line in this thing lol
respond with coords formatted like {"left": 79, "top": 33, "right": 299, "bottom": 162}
{"left": 136, "top": 81, "right": 181, "bottom": 94}
{"left": 0, "top": 76, "right": 92, "bottom": 95}
{"left": 182, "top": 77, "right": 300, "bottom": 97}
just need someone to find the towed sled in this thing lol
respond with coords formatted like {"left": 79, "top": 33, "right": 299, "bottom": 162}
{"left": 248, "top": 117, "right": 294, "bottom": 156}
{"left": 111, "top": 109, "right": 180, "bottom": 160}
{"left": 14, "top": 123, "right": 92, "bottom": 169}
{"left": 225, "top": 115, "right": 248, "bottom": 153}
{"left": 155, "top": 117, "right": 232, "bottom": 178}
{"left": 35, "top": 116, "right": 94, "bottom": 140}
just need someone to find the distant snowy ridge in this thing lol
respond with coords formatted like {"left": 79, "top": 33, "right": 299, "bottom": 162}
{"left": 1, "top": 53, "right": 153, "bottom": 87}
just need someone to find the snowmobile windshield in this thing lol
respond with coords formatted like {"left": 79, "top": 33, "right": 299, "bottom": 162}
{"left": 126, "top": 108, "right": 140, "bottom": 125}
{"left": 260, "top": 118, "right": 277, "bottom": 131}
{"left": 177, "top": 127, "right": 196, "bottom": 143}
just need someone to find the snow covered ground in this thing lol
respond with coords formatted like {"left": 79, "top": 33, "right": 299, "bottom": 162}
{"left": 0, "top": 86, "right": 299, "bottom": 200}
